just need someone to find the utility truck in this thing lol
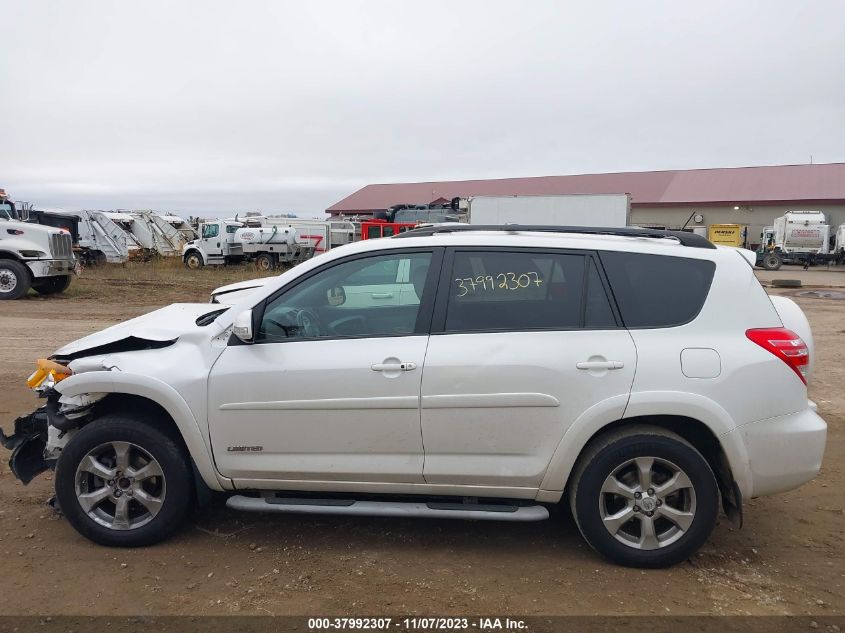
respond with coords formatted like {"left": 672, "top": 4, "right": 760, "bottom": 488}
{"left": 758, "top": 211, "right": 832, "bottom": 270}
{"left": 182, "top": 219, "right": 311, "bottom": 270}
{"left": 264, "top": 218, "right": 332, "bottom": 255}
{"left": 0, "top": 190, "right": 78, "bottom": 299}
{"left": 361, "top": 202, "right": 463, "bottom": 239}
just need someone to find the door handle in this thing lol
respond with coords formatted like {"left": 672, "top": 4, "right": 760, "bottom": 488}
{"left": 576, "top": 360, "right": 624, "bottom": 370}
{"left": 371, "top": 292, "right": 394, "bottom": 299}
{"left": 371, "top": 362, "right": 417, "bottom": 372}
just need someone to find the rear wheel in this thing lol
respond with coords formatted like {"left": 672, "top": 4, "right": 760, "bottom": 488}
{"left": 569, "top": 427, "right": 719, "bottom": 568}
{"left": 0, "top": 259, "right": 31, "bottom": 300}
{"left": 55, "top": 415, "right": 193, "bottom": 547}
{"left": 255, "top": 253, "right": 275, "bottom": 271}
{"left": 762, "top": 253, "right": 782, "bottom": 271}
{"left": 33, "top": 275, "right": 72, "bottom": 295}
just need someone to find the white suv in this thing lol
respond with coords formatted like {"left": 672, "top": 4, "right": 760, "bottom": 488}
{"left": 1, "top": 225, "right": 826, "bottom": 568}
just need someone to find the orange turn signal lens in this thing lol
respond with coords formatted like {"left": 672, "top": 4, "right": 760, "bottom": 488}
{"left": 26, "top": 359, "right": 73, "bottom": 389}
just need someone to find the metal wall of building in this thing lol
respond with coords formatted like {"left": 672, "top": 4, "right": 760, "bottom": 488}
{"left": 630, "top": 204, "right": 845, "bottom": 247}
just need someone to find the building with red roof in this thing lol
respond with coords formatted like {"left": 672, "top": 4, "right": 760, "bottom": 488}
{"left": 327, "top": 163, "right": 845, "bottom": 247}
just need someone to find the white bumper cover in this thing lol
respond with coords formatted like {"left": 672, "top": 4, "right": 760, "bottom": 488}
{"left": 25, "top": 258, "right": 75, "bottom": 278}
{"left": 726, "top": 404, "right": 827, "bottom": 498}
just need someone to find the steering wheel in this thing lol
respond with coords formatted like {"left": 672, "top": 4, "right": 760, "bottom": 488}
{"left": 264, "top": 317, "right": 296, "bottom": 338}
{"left": 263, "top": 306, "right": 320, "bottom": 338}
{"left": 296, "top": 308, "right": 322, "bottom": 338}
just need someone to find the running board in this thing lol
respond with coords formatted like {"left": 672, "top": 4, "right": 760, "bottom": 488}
{"left": 226, "top": 495, "right": 549, "bottom": 522}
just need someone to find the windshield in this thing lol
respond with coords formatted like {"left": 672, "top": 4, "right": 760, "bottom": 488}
{"left": 0, "top": 203, "right": 13, "bottom": 220}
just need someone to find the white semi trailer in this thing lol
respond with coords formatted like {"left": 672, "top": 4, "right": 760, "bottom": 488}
{"left": 466, "top": 193, "right": 631, "bottom": 227}
{"left": 759, "top": 211, "right": 832, "bottom": 270}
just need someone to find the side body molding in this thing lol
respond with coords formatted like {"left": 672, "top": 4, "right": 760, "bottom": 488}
{"left": 56, "top": 371, "right": 231, "bottom": 491}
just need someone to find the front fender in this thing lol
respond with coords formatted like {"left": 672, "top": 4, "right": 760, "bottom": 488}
{"left": 536, "top": 391, "right": 753, "bottom": 502}
{"left": 56, "top": 370, "right": 231, "bottom": 491}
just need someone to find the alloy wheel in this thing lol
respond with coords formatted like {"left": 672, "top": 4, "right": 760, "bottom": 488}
{"left": 599, "top": 456, "right": 696, "bottom": 550}
{"left": 74, "top": 441, "right": 166, "bottom": 531}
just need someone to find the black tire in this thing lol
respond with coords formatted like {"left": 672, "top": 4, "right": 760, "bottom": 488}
{"left": 32, "top": 275, "right": 72, "bottom": 295}
{"left": 184, "top": 251, "right": 204, "bottom": 269}
{"left": 762, "top": 253, "right": 782, "bottom": 271}
{"left": 55, "top": 414, "right": 193, "bottom": 547}
{"left": 568, "top": 426, "right": 719, "bottom": 568}
{"left": 255, "top": 253, "right": 275, "bottom": 271}
{"left": 771, "top": 278, "right": 802, "bottom": 288}
{"left": 0, "top": 258, "right": 32, "bottom": 300}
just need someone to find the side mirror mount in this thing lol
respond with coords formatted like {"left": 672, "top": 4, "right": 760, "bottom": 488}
{"left": 233, "top": 309, "right": 254, "bottom": 343}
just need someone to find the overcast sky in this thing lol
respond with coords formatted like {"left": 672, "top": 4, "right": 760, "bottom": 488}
{"left": 2, "top": 1, "right": 844, "bottom": 217}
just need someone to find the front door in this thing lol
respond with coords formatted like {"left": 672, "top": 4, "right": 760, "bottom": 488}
{"left": 200, "top": 222, "right": 224, "bottom": 258}
{"left": 420, "top": 248, "right": 637, "bottom": 489}
{"left": 208, "top": 249, "right": 441, "bottom": 484}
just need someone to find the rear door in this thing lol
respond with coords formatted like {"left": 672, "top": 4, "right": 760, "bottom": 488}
{"left": 419, "top": 248, "right": 637, "bottom": 489}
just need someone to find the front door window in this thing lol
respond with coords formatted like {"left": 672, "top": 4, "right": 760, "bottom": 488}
{"left": 258, "top": 252, "right": 433, "bottom": 341}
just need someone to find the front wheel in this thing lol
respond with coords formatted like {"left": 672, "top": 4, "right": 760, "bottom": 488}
{"left": 184, "top": 251, "right": 204, "bottom": 269}
{"left": 55, "top": 415, "right": 193, "bottom": 547}
{"left": 0, "top": 259, "right": 32, "bottom": 300}
{"left": 569, "top": 427, "right": 719, "bottom": 568}
{"left": 762, "top": 253, "right": 782, "bottom": 271}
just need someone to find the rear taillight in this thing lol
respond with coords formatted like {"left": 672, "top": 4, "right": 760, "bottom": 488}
{"left": 746, "top": 328, "right": 809, "bottom": 385}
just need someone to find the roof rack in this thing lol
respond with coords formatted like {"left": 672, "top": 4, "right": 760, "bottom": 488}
{"left": 393, "top": 224, "right": 716, "bottom": 249}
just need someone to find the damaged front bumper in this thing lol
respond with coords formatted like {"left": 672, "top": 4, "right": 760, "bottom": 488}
{"left": 1, "top": 392, "right": 104, "bottom": 485}
{"left": 0, "top": 407, "right": 51, "bottom": 484}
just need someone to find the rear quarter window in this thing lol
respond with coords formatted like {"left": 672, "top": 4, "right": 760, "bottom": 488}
{"left": 599, "top": 251, "right": 716, "bottom": 328}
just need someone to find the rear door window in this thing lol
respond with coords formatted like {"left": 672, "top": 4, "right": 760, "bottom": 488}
{"left": 599, "top": 251, "right": 716, "bottom": 328}
{"left": 441, "top": 250, "right": 617, "bottom": 332}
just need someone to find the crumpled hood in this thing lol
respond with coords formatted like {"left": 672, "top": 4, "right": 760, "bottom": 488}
{"left": 53, "top": 303, "right": 224, "bottom": 360}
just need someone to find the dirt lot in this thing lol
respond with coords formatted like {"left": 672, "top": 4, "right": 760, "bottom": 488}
{"left": 0, "top": 263, "right": 843, "bottom": 617}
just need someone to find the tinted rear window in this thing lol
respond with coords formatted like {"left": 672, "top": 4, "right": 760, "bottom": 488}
{"left": 599, "top": 252, "right": 715, "bottom": 328}
{"left": 443, "top": 250, "right": 617, "bottom": 332}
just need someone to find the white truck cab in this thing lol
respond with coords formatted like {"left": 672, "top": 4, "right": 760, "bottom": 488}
{"left": 1, "top": 225, "right": 826, "bottom": 568}
{"left": 182, "top": 219, "right": 245, "bottom": 268}
{"left": 0, "top": 192, "right": 77, "bottom": 300}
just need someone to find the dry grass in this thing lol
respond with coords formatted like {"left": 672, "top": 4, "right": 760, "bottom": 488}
{"left": 56, "top": 257, "right": 280, "bottom": 305}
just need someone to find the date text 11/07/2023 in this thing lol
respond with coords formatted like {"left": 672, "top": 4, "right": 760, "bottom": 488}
{"left": 455, "top": 272, "right": 543, "bottom": 297}
{"left": 307, "top": 617, "right": 528, "bottom": 631}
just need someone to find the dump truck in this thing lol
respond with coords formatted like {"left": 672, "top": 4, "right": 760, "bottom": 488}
{"left": 759, "top": 211, "right": 831, "bottom": 270}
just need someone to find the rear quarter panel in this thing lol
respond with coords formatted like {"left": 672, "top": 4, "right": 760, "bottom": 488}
{"left": 625, "top": 250, "right": 807, "bottom": 430}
